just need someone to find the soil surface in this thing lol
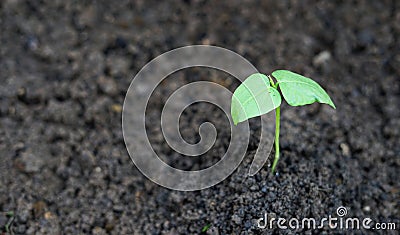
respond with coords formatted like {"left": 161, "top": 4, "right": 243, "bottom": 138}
{"left": 1, "top": 0, "right": 399, "bottom": 234}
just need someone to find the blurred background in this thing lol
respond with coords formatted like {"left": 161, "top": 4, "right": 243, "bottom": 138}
{"left": 1, "top": 0, "right": 399, "bottom": 234}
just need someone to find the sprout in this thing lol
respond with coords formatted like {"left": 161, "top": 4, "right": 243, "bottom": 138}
{"left": 231, "top": 70, "right": 336, "bottom": 174}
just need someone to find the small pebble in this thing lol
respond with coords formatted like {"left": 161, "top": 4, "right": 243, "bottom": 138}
{"left": 250, "top": 185, "right": 258, "bottom": 191}
{"left": 244, "top": 221, "right": 252, "bottom": 229}
{"left": 340, "top": 143, "right": 351, "bottom": 157}
{"left": 231, "top": 214, "right": 242, "bottom": 225}
{"left": 261, "top": 186, "right": 267, "bottom": 193}
{"left": 313, "top": 51, "right": 331, "bottom": 66}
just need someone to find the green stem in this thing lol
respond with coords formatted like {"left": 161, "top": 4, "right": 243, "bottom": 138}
{"left": 271, "top": 106, "right": 280, "bottom": 174}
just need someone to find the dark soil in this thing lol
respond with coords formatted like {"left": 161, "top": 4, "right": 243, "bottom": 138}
{"left": 1, "top": 0, "right": 399, "bottom": 234}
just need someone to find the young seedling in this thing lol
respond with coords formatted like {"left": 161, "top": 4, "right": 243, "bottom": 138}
{"left": 231, "top": 70, "right": 335, "bottom": 174}
{"left": 201, "top": 223, "right": 212, "bottom": 233}
{"left": 4, "top": 211, "right": 14, "bottom": 233}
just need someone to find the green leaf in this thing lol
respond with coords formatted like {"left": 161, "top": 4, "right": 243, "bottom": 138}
{"left": 201, "top": 224, "right": 211, "bottom": 233}
{"left": 231, "top": 73, "right": 281, "bottom": 125}
{"left": 271, "top": 70, "right": 336, "bottom": 109}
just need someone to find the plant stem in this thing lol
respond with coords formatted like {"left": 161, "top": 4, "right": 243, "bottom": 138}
{"left": 271, "top": 106, "right": 280, "bottom": 174}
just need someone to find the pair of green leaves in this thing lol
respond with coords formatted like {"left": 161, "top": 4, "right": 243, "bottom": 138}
{"left": 231, "top": 70, "right": 335, "bottom": 125}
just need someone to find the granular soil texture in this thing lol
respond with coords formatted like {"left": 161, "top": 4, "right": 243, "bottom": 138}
{"left": 1, "top": 0, "right": 399, "bottom": 234}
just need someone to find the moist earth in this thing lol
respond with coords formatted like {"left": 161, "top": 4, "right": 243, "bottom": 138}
{"left": 0, "top": 0, "right": 399, "bottom": 234}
